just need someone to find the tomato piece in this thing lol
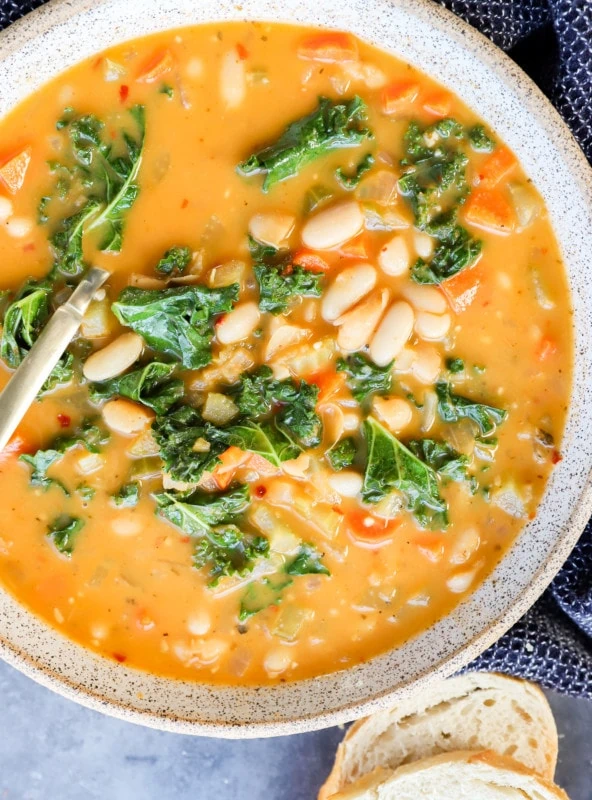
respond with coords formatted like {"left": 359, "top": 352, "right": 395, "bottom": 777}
{"left": 211, "top": 446, "right": 250, "bottom": 489}
{"left": 297, "top": 32, "right": 358, "bottom": 63}
{"left": 381, "top": 81, "right": 420, "bottom": 115}
{"left": 0, "top": 147, "right": 32, "bottom": 194}
{"left": 292, "top": 249, "right": 331, "bottom": 273}
{"left": 475, "top": 146, "right": 517, "bottom": 190}
{"left": 0, "top": 432, "right": 35, "bottom": 465}
{"left": 137, "top": 49, "right": 174, "bottom": 83}
{"left": 346, "top": 510, "right": 400, "bottom": 542}
{"left": 310, "top": 369, "right": 347, "bottom": 402}
{"left": 464, "top": 189, "right": 516, "bottom": 235}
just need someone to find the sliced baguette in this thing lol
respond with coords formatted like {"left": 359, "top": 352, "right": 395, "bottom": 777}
{"left": 320, "top": 673, "right": 557, "bottom": 799}
{"left": 331, "top": 750, "right": 569, "bottom": 800}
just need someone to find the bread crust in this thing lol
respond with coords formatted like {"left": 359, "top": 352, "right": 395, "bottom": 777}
{"left": 319, "top": 673, "right": 558, "bottom": 799}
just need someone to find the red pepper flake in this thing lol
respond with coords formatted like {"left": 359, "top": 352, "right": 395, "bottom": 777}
{"left": 236, "top": 42, "right": 249, "bottom": 60}
{"left": 23, "top": 243, "right": 35, "bottom": 252}
{"left": 551, "top": 450, "right": 563, "bottom": 465}
{"left": 92, "top": 56, "right": 102, "bottom": 70}
{"left": 119, "top": 84, "right": 129, "bottom": 102}
{"left": 180, "top": 536, "right": 190, "bottom": 544}
{"left": 255, "top": 485, "right": 267, "bottom": 498}
{"left": 113, "top": 652, "right": 127, "bottom": 663}
{"left": 215, "top": 313, "right": 227, "bottom": 326}
{"left": 57, "top": 413, "right": 71, "bottom": 428}
{"left": 181, "top": 198, "right": 189, "bottom": 209}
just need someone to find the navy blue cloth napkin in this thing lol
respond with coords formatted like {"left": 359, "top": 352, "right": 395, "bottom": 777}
{"left": 1, "top": 0, "right": 591, "bottom": 697}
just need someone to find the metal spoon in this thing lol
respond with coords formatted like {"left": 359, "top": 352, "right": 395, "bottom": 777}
{"left": 0, "top": 266, "right": 110, "bottom": 451}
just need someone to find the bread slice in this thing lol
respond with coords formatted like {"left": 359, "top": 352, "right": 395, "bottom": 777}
{"left": 320, "top": 673, "right": 557, "bottom": 799}
{"left": 331, "top": 750, "right": 569, "bottom": 800}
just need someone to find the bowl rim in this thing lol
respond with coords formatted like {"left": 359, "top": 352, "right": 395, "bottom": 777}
{"left": 0, "top": 0, "right": 591, "bottom": 738}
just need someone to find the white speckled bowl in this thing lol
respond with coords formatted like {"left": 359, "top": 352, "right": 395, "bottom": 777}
{"left": 1, "top": 0, "right": 591, "bottom": 738}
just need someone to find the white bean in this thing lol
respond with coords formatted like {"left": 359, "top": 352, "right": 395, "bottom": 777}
{"left": 403, "top": 283, "right": 447, "bottom": 314}
{"left": 5, "top": 216, "right": 32, "bottom": 238}
{"left": 322, "top": 264, "right": 377, "bottom": 322}
{"left": 411, "top": 345, "right": 442, "bottom": 384}
{"left": 83, "top": 332, "right": 144, "bottom": 382}
{"left": 415, "top": 311, "right": 451, "bottom": 341}
{"left": 302, "top": 201, "right": 364, "bottom": 250}
{"left": 369, "top": 301, "right": 414, "bottom": 366}
{"left": 413, "top": 231, "right": 434, "bottom": 259}
{"left": 0, "top": 196, "right": 13, "bottom": 223}
{"left": 186, "top": 57, "right": 204, "bottom": 79}
{"left": 328, "top": 470, "right": 363, "bottom": 498}
{"left": 249, "top": 212, "right": 295, "bottom": 249}
{"left": 111, "top": 513, "right": 142, "bottom": 537}
{"left": 220, "top": 49, "right": 246, "bottom": 109}
{"left": 336, "top": 289, "right": 389, "bottom": 351}
{"left": 449, "top": 527, "right": 481, "bottom": 565}
{"left": 372, "top": 396, "right": 413, "bottom": 432}
{"left": 342, "top": 411, "right": 361, "bottom": 431}
{"left": 447, "top": 566, "right": 479, "bottom": 594}
{"left": 187, "top": 610, "right": 211, "bottom": 636}
{"left": 216, "top": 301, "right": 260, "bottom": 345}
{"left": 378, "top": 235, "right": 410, "bottom": 276}
{"left": 103, "top": 398, "right": 154, "bottom": 435}
{"left": 264, "top": 647, "right": 292, "bottom": 676}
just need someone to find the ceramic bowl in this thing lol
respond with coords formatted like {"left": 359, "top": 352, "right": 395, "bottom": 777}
{"left": 1, "top": 0, "right": 591, "bottom": 738}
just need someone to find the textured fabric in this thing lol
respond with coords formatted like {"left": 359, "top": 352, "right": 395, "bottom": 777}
{"left": 0, "top": 0, "right": 591, "bottom": 697}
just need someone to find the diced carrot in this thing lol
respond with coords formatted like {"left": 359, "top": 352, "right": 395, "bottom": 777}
{"left": 292, "top": 249, "right": 331, "bottom": 273}
{"left": 536, "top": 336, "right": 558, "bottom": 361}
{"left": 475, "top": 146, "right": 517, "bottom": 190}
{"left": 338, "top": 233, "right": 369, "bottom": 259}
{"left": 244, "top": 454, "right": 278, "bottom": 477}
{"left": 464, "top": 188, "right": 516, "bottom": 235}
{"left": 297, "top": 32, "right": 358, "bottom": 63}
{"left": 346, "top": 509, "right": 401, "bottom": 543}
{"left": 212, "top": 446, "right": 250, "bottom": 489}
{"left": 310, "top": 369, "right": 347, "bottom": 402}
{"left": 441, "top": 261, "right": 485, "bottom": 313}
{"left": 422, "top": 90, "right": 453, "bottom": 118}
{"left": 136, "top": 49, "right": 174, "bottom": 83}
{"left": 0, "top": 432, "right": 34, "bottom": 466}
{"left": 381, "top": 81, "right": 420, "bottom": 115}
{"left": 0, "top": 147, "right": 32, "bottom": 195}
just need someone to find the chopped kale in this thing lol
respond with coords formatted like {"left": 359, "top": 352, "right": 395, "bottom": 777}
{"left": 193, "top": 526, "right": 270, "bottom": 585}
{"left": 362, "top": 417, "right": 448, "bottom": 529}
{"left": 285, "top": 544, "right": 330, "bottom": 576}
{"left": 249, "top": 238, "right": 323, "bottom": 315}
{"left": 47, "top": 515, "right": 84, "bottom": 557}
{"left": 111, "top": 283, "right": 238, "bottom": 369}
{"left": 446, "top": 357, "right": 465, "bottom": 374}
{"left": 407, "top": 439, "right": 476, "bottom": 491}
{"left": 159, "top": 84, "right": 175, "bottom": 98}
{"left": 335, "top": 153, "right": 375, "bottom": 189}
{"left": 237, "top": 96, "right": 373, "bottom": 191}
{"left": 19, "top": 449, "right": 67, "bottom": 494}
{"left": 224, "top": 420, "right": 302, "bottom": 465}
{"left": 411, "top": 224, "right": 482, "bottom": 284}
{"left": 327, "top": 437, "right": 357, "bottom": 471}
{"left": 239, "top": 576, "right": 293, "bottom": 620}
{"left": 111, "top": 482, "right": 140, "bottom": 508}
{"left": 468, "top": 124, "right": 496, "bottom": 153}
{"left": 436, "top": 382, "right": 508, "bottom": 437}
{"left": 154, "top": 484, "right": 250, "bottom": 536}
{"left": 155, "top": 246, "right": 192, "bottom": 276}
{"left": 90, "top": 361, "right": 184, "bottom": 415}
{"left": 337, "top": 353, "right": 392, "bottom": 404}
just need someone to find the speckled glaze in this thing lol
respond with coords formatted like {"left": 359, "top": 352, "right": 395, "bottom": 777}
{"left": 0, "top": 0, "right": 591, "bottom": 738}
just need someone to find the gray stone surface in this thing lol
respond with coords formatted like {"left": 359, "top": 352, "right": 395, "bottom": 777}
{"left": 0, "top": 661, "right": 590, "bottom": 799}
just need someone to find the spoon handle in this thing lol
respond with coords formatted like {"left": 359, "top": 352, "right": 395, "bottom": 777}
{"left": 0, "top": 267, "right": 110, "bottom": 452}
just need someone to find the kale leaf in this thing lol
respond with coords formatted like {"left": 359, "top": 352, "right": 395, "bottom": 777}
{"left": 19, "top": 449, "right": 67, "bottom": 493}
{"left": 237, "top": 96, "right": 373, "bottom": 192}
{"left": 193, "top": 525, "right": 270, "bottom": 585}
{"left": 436, "top": 382, "right": 507, "bottom": 437}
{"left": 233, "top": 366, "right": 321, "bottom": 448}
{"left": 249, "top": 238, "right": 323, "bottom": 315}
{"left": 446, "top": 357, "right": 465, "bottom": 374}
{"left": 152, "top": 406, "right": 228, "bottom": 483}
{"left": 336, "top": 153, "right": 375, "bottom": 189}
{"left": 337, "top": 353, "right": 392, "bottom": 403}
{"left": 285, "top": 544, "right": 330, "bottom": 576}
{"left": 327, "top": 437, "right": 357, "bottom": 471}
{"left": 407, "top": 439, "right": 475, "bottom": 489}
{"left": 240, "top": 576, "right": 293, "bottom": 620}
{"left": 47, "top": 515, "right": 84, "bottom": 557}
{"left": 90, "top": 361, "right": 184, "bottom": 415}
{"left": 362, "top": 417, "right": 448, "bottom": 529}
{"left": 111, "top": 284, "right": 238, "bottom": 369}
{"left": 224, "top": 421, "right": 302, "bottom": 465}
{"left": 50, "top": 202, "right": 102, "bottom": 276}
{"left": 111, "top": 482, "right": 140, "bottom": 508}
{"left": 154, "top": 484, "right": 250, "bottom": 536}
{"left": 155, "top": 246, "right": 192, "bottom": 276}
{"left": 468, "top": 124, "right": 496, "bottom": 153}
{"left": 411, "top": 223, "right": 482, "bottom": 284}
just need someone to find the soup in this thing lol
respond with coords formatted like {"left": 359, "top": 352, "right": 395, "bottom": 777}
{"left": 0, "top": 23, "right": 571, "bottom": 684}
